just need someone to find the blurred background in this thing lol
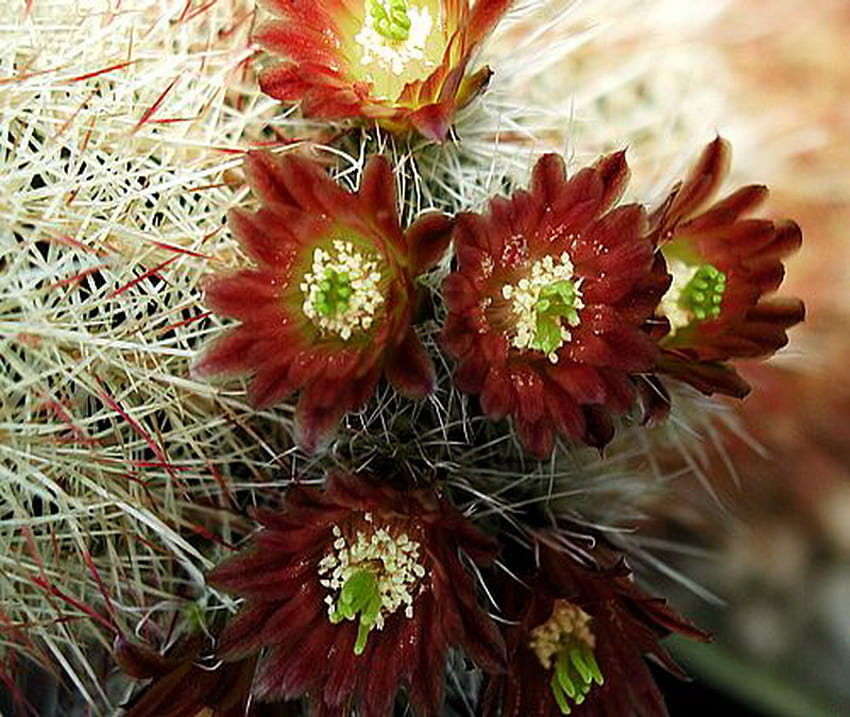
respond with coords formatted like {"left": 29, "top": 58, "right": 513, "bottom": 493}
{"left": 640, "top": 1, "right": 850, "bottom": 715}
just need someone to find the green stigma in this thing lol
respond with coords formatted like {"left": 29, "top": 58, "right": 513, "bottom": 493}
{"left": 313, "top": 268, "right": 353, "bottom": 318}
{"left": 531, "top": 279, "right": 582, "bottom": 357}
{"left": 370, "top": 0, "right": 412, "bottom": 42}
{"left": 329, "top": 568, "right": 382, "bottom": 655}
{"left": 550, "top": 643, "right": 604, "bottom": 715}
{"left": 678, "top": 263, "right": 726, "bottom": 322}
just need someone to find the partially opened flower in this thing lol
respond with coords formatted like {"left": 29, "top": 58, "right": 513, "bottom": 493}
{"left": 482, "top": 540, "right": 708, "bottom": 716}
{"left": 207, "top": 471, "right": 505, "bottom": 716}
{"left": 651, "top": 137, "right": 805, "bottom": 397}
{"left": 254, "top": 0, "right": 511, "bottom": 141}
{"left": 115, "top": 633, "right": 258, "bottom": 717}
{"left": 193, "top": 150, "right": 452, "bottom": 451}
{"left": 440, "top": 151, "right": 668, "bottom": 456}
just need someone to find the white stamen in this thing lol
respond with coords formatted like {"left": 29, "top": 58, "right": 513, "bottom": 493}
{"left": 659, "top": 258, "right": 699, "bottom": 334}
{"left": 501, "top": 252, "right": 584, "bottom": 363}
{"left": 355, "top": 5, "right": 435, "bottom": 78}
{"left": 529, "top": 600, "right": 596, "bottom": 670}
{"left": 300, "top": 239, "right": 384, "bottom": 340}
{"left": 318, "top": 519, "right": 425, "bottom": 629}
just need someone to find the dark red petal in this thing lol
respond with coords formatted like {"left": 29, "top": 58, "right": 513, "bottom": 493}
{"left": 745, "top": 296, "right": 805, "bottom": 327}
{"left": 362, "top": 618, "right": 407, "bottom": 717}
{"left": 546, "top": 363, "right": 607, "bottom": 404}
{"left": 248, "top": 363, "right": 298, "bottom": 408}
{"left": 594, "top": 149, "right": 630, "bottom": 211}
{"left": 214, "top": 602, "right": 280, "bottom": 660}
{"left": 203, "top": 270, "right": 280, "bottom": 320}
{"left": 227, "top": 207, "right": 304, "bottom": 269}
{"left": 262, "top": 0, "right": 338, "bottom": 26}
{"left": 359, "top": 154, "right": 402, "bottom": 239}
{"left": 253, "top": 21, "right": 341, "bottom": 66}
{"left": 407, "top": 210, "right": 454, "bottom": 274}
{"left": 598, "top": 368, "right": 637, "bottom": 413}
{"left": 454, "top": 351, "right": 489, "bottom": 393}
{"left": 192, "top": 328, "right": 256, "bottom": 377}
{"left": 547, "top": 167, "right": 605, "bottom": 239}
{"left": 664, "top": 136, "right": 731, "bottom": 229}
{"left": 530, "top": 153, "right": 567, "bottom": 207}
{"left": 685, "top": 184, "right": 768, "bottom": 233}
{"left": 543, "top": 386, "right": 586, "bottom": 440}
{"left": 294, "top": 394, "right": 347, "bottom": 453}
{"left": 467, "top": 0, "right": 512, "bottom": 46}
{"left": 244, "top": 150, "right": 347, "bottom": 218}
{"left": 658, "top": 353, "right": 751, "bottom": 398}
{"left": 440, "top": 311, "right": 475, "bottom": 359}
{"left": 758, "top": 218, "right": 803, "bottom": 260}
{"left": 515, "top": 417, "right": 554, "bottom": 458}
{"left": 320, "top": 626, "right": 359, "bottom": 708}
{"left": 385, "top": 329, "right": 435, "bottom": 398}
{"left": 480, "top": 366, "right": 515, "bottom": 419}
{"left": 409, "top": 597, "right": 448, "bottom": 714}
{"left": 408, "top": 100, "right": 454, "bottom": 142}
{"left": 258, "top": 62, "right": 329, "bottom": 102}
{"left": 114, "top": 636, "right": 184, "bottom": 679}
{"left": 453, "top": 211, "right": 492, "bottom": 254}
{"left": 512, "top": 365, "right": 546, "bottom": 424}
{"left": 583, "top": 405, "right": 615, "bottom": 449}
{"left": 442, "top": 272, "right": 479, "bottom": 311}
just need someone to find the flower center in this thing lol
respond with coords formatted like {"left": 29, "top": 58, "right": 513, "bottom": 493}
{"left": 528, "top": 600, "right": 604, "bottom": 715}
{"left": 501, "top": 254, "right": 584, "bottom": 363}
{"left": 371, "top": 0, "right": 412, "bottom": 41}
{"left": 353, "top": 0, "right": 438, "bottom": 99}
{"left": 317, "top": 517, "right": 426, "bottom": 655}
{"left": 661, "top": 259, "right": 727, "bottom": 334}
{"left": 300, "top": 240, "right": 384, "bottom": 340}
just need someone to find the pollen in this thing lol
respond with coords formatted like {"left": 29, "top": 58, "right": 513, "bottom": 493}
{"left": 300, "top": 240, "right": 384, "bottom": 340}
{"left": 529, "top": 600, "right": 604, "bottom": 715}
{"left": 356, "top": 0, "right": 435, "bottom": 79}
{"left": 318, "top": 519, "right": 426, "bottom": 654}
{"left": 501, "top": 253, "right": 584, "bottom": 363}
{"left": 661, "top": 259, "right": 727, "bottom": 334}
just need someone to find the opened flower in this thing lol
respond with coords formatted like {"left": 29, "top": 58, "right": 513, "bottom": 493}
{"left": 482, "top": 540, "right": 708, "bottom": 716}
{"left": 651, "top": 137, "right": 804, "bottom": 397}
{"left": 440, "top": 151, "right": 668, "bottom": 456}
{"left": 206, "top": 471, "right": 505, "bottom": 716}
{"left": 254, "top": 0, "right": 511, "bottom": 141}
{"left": 193, "top": 150, "right": 452, "bottom": 451}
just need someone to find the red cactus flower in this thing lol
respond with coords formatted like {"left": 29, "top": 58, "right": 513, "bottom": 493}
{"left": 193, "top": 150, "right": 452, "bottom": 452}
{"left": 254, "top": 0, "right": 512, "bottom": 141}
{"left": 115, "top": 633, "right": 258, "bottom": 717}
{"left": 650, "top": 137, "right": 805, "bottom": 397}
{"left": 482, "top": 540, "right": 709, "bottom": 717}
{"left": 440, "top": 151, "right": 668, "bottom": 456}
{"left": 206, "top": 471, "right": 505, "bottom": 716}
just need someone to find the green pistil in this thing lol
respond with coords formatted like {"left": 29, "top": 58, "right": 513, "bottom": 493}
{"left": 329, "top": 569, "right": 382, "bottom": 655}
{"left": 314, "top": 268, "right": 353, "bottom": 318}
{"left": 550, "top": 643, "right": 604, "bottom": 715}
{"left": 679, "top": 263, "right": 726, "bottom": 322}
{"left": 531, "top": 280, "right": 582, "bottom": 356}
{"left": 371, "top": 0, "right": 412, "bottom": 42}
